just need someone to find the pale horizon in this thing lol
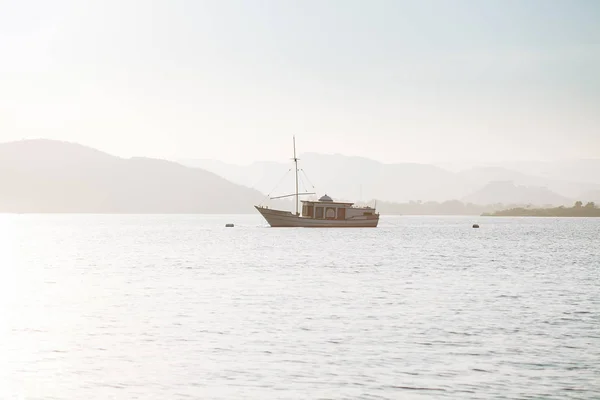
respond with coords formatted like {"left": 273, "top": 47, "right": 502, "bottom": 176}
{"left": 1, "top": 0, "right": 599, "bottom": 164}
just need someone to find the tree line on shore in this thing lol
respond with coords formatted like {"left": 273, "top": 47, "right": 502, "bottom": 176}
{"left": 483, "top": 201, "right": 600, "bottom": 217}
{"left": 355, "top": 200, "right": 599, "bottom": 216}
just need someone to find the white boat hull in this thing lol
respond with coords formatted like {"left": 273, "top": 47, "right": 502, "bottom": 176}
{"left": 255, "top": 206, "right": 379, "bottom": 228}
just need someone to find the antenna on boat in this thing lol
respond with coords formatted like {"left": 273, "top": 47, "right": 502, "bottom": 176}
{"left": 293, "top": 135, "right": 299, "bottom": 216}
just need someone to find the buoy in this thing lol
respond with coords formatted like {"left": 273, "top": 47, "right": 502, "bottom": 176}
{"left": 472, "top": 224, "right": 479, "bottom": 228}
{"left": 225, "top": 223, "right": 234, "bottom": 227}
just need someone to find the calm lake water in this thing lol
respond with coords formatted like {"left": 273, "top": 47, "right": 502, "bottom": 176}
{"left": 1, "top": 214, "right": 599, "bottom": 399}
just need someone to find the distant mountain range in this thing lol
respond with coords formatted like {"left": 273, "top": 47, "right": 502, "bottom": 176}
{"left": 462, "top": 181, "right": 572, "bottom": 206}
{"left": 438, "top": 159, "right": 600, "bottom": 186}
{"left": 1, "top": 139, "right": 597, "bottom": 214}
{"left": 181, "top": 153, "right": 600, "bottom": 206}
{"left": 0, "top": 139, "right": 281, "bottom": 213}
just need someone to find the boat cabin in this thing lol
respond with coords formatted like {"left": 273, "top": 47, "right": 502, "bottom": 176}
{"left": 301, "top": 194, "right": 376, "bottom": 220}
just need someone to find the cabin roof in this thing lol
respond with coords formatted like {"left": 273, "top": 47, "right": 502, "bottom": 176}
{"left": 300, "top": 193, "right": 355, "bottom": 206}
{"left": 301, "top": 200, "right": 354, "bottom": 206}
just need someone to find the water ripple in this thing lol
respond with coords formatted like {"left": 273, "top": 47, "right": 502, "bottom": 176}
{"left": 1, "top": 214, "right": 599, "bottom": 399}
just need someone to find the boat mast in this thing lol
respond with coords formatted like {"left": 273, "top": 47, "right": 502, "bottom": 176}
{"left": 293, "top": 136, "right": 299, "bottom": 216}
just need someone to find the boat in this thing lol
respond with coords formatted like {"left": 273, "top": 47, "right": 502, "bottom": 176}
{"left": 254, "top": 137, "right": 380, "bottom": 228}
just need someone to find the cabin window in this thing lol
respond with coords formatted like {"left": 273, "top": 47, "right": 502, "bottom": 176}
{"left": 315, "top": 207, "right": 324, "bottom": 219}
{"left": 302, "top": 204, "right": 312, "bottom": 216}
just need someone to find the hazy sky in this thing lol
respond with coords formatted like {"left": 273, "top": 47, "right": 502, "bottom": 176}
{"left": 1, "top": 0, "right": 599, "bottom": 164}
